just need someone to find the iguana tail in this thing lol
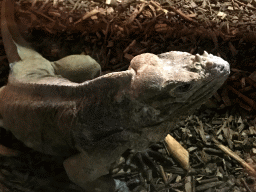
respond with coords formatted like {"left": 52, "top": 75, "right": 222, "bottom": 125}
{"left": 1, "top": 0, "right": 43, "bottom": 63}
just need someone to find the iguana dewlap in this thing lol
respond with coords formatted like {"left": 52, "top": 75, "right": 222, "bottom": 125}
{"left": 0, "top": 0, "right": 230, "bottom": 191}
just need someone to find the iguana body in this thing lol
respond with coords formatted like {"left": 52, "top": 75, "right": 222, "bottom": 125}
{"left": 0, "top": 0, "right": 230, "bottom": 191}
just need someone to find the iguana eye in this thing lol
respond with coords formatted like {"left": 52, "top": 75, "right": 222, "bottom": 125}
{"left": 175, "top": 83, "right": 192, "bottom": 92}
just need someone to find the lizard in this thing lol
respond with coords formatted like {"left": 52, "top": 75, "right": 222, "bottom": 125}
{"left": 0, "top": 0, "right": 230, "bottom": 191}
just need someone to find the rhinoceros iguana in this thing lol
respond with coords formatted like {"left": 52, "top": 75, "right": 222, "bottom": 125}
{"left": 0, "top": 0, "right": 230, "bottom": 191}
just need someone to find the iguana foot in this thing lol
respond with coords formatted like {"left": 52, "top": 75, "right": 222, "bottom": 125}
{"left": 114, "top": 179, "right": 130, "bottom": 192}
{"left": 123, "top": 146, "right": 177, "bottom": 191}
{"left": 85, "top": 176, "right": 131, "bottom": 192}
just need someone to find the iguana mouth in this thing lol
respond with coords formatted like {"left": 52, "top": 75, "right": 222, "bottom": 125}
{"left": 175, "top": 73, "right": 229, "bottom": 114}
{"left": 191, "top": 78, "right": 224, "bottom": 103}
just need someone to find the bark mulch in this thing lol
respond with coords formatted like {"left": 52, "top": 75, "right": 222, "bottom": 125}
{"left": 0, "top": 0, "right": 256, "bottom": 191}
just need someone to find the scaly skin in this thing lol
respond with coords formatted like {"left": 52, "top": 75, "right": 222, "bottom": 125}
{"left": 0, "top": 0, "right": 230, "bottom": 191}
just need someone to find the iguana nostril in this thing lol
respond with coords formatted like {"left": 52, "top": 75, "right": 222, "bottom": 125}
{"left": 219, "top": 65, "right": 225, "bottom": 71}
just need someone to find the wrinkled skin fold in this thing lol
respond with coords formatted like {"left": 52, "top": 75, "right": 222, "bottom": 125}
{"left": 0, "top": 0, "right": 230, "bottom": 191}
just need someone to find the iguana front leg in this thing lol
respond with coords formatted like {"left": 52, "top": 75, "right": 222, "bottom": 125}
{"left": 63, "top": 152, "right": 118, "bottom": 191}
{"left": 64, "top": 153, "right": 129, "bottom": 192}
{"left": 63, "top": 134, "right": 131, "bottom": 191}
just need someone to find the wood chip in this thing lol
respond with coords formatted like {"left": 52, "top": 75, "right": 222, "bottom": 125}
{"left": 165, "top": 134, "right": 190, "bottom": 170}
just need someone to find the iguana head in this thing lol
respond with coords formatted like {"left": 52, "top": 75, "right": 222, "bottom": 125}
{"left": 127, "top": 51, "right": 229, "bottom": 122}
